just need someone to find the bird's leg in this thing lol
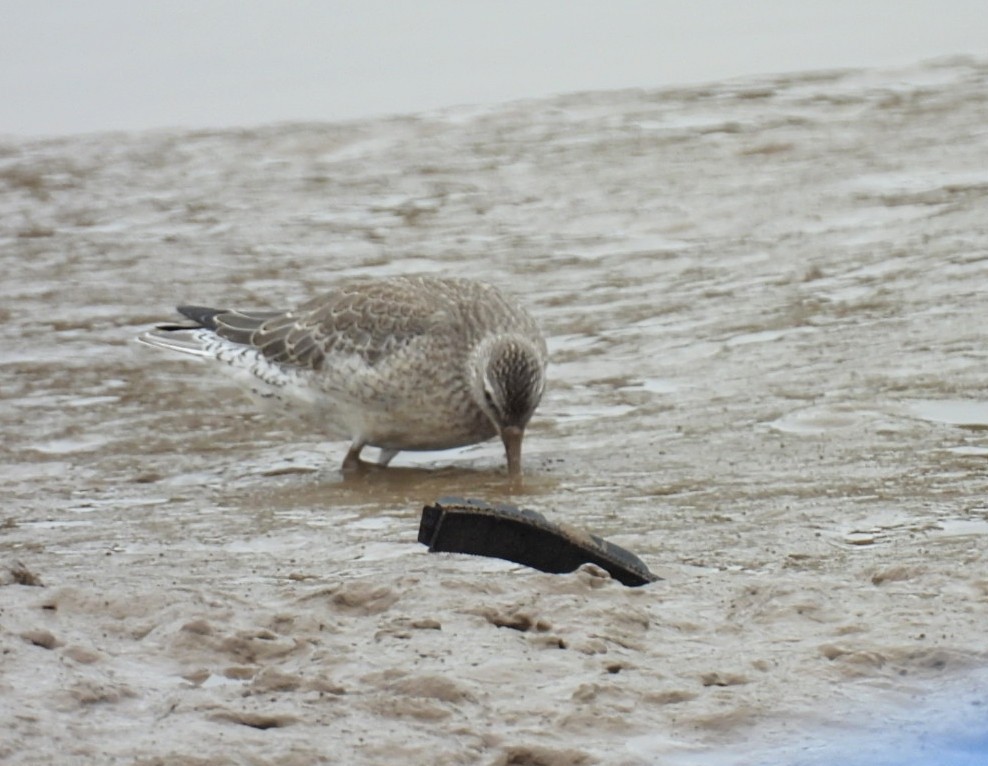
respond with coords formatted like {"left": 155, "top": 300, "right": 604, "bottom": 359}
{"left": 377, "top": 448, "right": 399, "bottom": 467}
{"left": 341, "top": 441, "right": 367, "bottom": 473}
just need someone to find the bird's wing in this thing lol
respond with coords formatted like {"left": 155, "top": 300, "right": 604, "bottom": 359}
{"left": 215, "top": 282, "right": 452, "bottom": 370}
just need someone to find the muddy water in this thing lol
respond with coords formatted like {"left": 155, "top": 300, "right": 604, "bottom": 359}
{"left": 2, "top": 59, "right": 988, "bottom": 765}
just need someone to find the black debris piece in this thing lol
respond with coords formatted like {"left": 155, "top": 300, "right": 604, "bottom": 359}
{"left": 418, "top": 497, "right": 660, "bottom": 587}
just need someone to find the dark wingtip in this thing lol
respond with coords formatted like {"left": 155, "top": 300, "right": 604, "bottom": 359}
{"left": 175, "top": 305, "right": 226, "bottom": 330}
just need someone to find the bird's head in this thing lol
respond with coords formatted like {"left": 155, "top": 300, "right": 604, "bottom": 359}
{"left": 470, "top": 335, "right": 547, "bottom": 477}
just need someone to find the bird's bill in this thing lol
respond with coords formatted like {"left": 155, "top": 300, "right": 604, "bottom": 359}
{"left": 501, "top": 426, "right": 524, "bottom": 477}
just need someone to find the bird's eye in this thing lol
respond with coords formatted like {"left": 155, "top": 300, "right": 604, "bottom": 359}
{"left": 483, "top": 388, "right": 496, "bottom": 409}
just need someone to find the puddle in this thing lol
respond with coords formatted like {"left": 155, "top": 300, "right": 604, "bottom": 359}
{"left": 623, "top": 377, "right": 679, "bottom": 394}
{"left": 28, "top": 435, "right": 113, "bottom": 454}
{"left": 934, "top": 517, "right": 988, "bottom": 538}
{"left": 724, "top": 326, "right": 816, "bottom": 348}
{"left": 909, "top": 400, "right": 988, "bottom": 429}
{"left": 766, "top": 405, "right": 873, "bottom": 435}
{"left": 200, "top": 674, "right": 246, "bottom": 689}
{"left": 945, "top": 445, "right": 988, "bottom": 457}
{"left": 19, "top": 519, "right": 94, "bottom": 529}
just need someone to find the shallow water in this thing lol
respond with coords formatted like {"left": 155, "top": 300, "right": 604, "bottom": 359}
{"left": 2, "top": 59, "right": 987, "bottom": 765}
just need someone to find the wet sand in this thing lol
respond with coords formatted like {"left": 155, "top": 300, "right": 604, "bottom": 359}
{"left": 2, "top": 59, "right": 987, "bottom": 764}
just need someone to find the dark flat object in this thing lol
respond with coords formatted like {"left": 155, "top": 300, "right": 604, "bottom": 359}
{"left": 418, "top": 497, "right": 660, "bottom": 587}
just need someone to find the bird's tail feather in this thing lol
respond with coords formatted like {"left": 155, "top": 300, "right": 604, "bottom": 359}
{"left": 136, "top": 328, "right": 213, "bottom": 359}
{"left": 137, "top": 305, "right": 283, "bottom": 358}
{"left": 176, "top": 304, "right": 226, "bottom": 330}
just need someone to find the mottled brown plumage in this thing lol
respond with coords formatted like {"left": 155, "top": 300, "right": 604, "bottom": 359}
{"left": 139, "top": 275, "right": 548, "bottom": 476}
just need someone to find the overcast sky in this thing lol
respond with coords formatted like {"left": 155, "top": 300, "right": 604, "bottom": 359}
{"left": 2, "top": 0, "right": 986, "bottom": 137}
